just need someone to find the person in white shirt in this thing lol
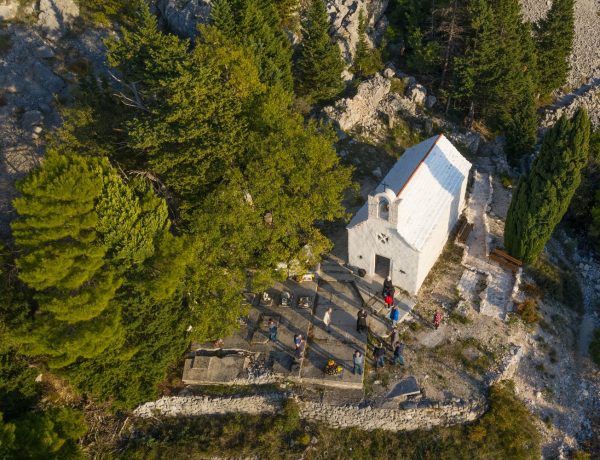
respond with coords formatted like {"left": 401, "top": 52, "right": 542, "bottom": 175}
{"left": 323, "top": 308, "right": 333, "bottom": 333}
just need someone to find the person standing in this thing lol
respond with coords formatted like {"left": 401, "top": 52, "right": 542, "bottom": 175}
{"left": 294, "top": 334, "right": 305, "bottom": 359}
{"left": 352, "top": 350, "right": 364, "bottom": 375}
{"left": 433, "top": 310, "right": 443, "bottom": 329}
{"left": 373, "top": 341, "right": 385, "bottom": 369}
{"left": 382, "top": 276, "right": 394, "bottom": 298}
{"left": 268, "top": 318, "right": 277, "bottom": 342}
{"left": 384, "top": 293, "right": 394, "bottom": 309}
{"left": 389, "top": 327, "right": 400, "bottom": 348}
{"left": 393, "top": 341, "right": 405, "bottom": 366}
{"left": 357, "top": 309, "right": 368, "bottom": 334}
{"left": 389, "top": 305, "right": 399, "bottom": 327}
{"left": 323, "top": 308, "right": 333, "bottom": 333}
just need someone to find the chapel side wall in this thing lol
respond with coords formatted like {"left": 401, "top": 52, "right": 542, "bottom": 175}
{"left": 414, "top": 177, "right": 467, "bottom": 292}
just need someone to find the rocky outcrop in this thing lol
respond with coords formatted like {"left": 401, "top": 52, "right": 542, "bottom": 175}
{"left": 38, "top": 0, "right": 80, "bottom": 35}
{"left": 0, "top": 0, "right": 79, "bottom": 35}
{"left": 0, "top": 22, "right": 109, "bottom": 237}
{"left": 153, "top": 0, "right": 213, "bottom": 38}
{"left": 323, "top": 67, "right": 481, "bottom": 155}
{"left": 326, "top": 0, "right": 388, "bottom": 64}
{"left": 324, "top": 72, "right": 391, "bottom": 133}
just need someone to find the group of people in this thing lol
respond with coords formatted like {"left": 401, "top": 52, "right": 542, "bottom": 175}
{"left": 266, "top": 275, "right": 440, "bottom": 376}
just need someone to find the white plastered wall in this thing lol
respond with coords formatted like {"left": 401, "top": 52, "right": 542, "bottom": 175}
{"left": 413, "top": 173, "right": 469, "bottom": 292}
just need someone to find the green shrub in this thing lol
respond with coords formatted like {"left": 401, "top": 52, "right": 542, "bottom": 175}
{"left": 516, "top": 298, "right": 540, "bottom": 324}
{"left": 389, "top": 77, "right": 406, "bottom": 95}
{"left": 528, "top": 258, "right": 583, "bottom": 313}
{"left": 0, "top": 35, "right": 13, "bottom": 57}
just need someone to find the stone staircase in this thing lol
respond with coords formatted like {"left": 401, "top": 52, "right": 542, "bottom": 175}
{"left": 318, "top": 255, "right": 356, "bottom": 283}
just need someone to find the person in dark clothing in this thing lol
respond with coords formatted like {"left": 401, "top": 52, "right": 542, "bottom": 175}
{"left": 268, "top": 318, "right": 277, "bottom": 342}
{"left": 373, "top": 342, "right": 385, "bottom": 369}
{"left": 382, "top": 276, "right": 395, "bottom": 297}
{"left": 393, "top": 341, "right": 405, "bottom": 366}
{"left": 357, "top": 309, "right": 368, "bottom": 333}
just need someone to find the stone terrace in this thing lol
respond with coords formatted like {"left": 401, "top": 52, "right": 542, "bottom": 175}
{"left": 183, "top": 277, "right": 367, "bottom": 389}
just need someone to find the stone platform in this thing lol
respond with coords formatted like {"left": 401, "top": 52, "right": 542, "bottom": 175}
{"left": 183, "top": 277, "right": 366, "bottom": 389}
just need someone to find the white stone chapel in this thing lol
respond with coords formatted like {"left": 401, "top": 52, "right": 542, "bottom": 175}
{"left": 347, "top": 134, "right": 472, "bottom": 295}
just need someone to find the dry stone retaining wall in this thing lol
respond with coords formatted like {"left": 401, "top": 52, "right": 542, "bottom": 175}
{"left": 133, "top": 394, "right": 487, "bottom": 432}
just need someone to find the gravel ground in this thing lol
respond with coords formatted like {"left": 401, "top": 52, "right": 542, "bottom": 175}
{"left": 520, "top": 0, "right": 600, "bottom": 87}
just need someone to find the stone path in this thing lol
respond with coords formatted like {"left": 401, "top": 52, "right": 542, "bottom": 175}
{"left": 459, "top": 168, "right": 517, "bottom": 320}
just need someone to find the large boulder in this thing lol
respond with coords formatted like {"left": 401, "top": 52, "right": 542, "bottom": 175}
{"left": 154, "top": 0, "right": 213, "bottom": 38}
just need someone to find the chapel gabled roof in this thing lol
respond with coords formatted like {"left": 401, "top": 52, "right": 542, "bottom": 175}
{"left": 347, "top": 134, "right": 472, "bottom": 251}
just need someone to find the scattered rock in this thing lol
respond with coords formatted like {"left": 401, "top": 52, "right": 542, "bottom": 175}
{"left": 425, "top": 95, "right": 437, "bottom": 109}
{"left": 372, "top": 166, "right": 383, "bottom": 179}
{"left": 34, "top": 45, "right": 55, "bottom": 59}
{"left": 383, "top": 67, "right": 396, "bottom": 79}
{"left": 406, "top": 83, "right": 427, "bottom": 106}
{"left": 21, "top": 110, "right": 43, "bottom": 130}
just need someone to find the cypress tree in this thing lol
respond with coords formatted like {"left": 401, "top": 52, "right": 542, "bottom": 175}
{"left": 294, "top": 0, "right": 344, "bottom": 104}
{"left": 534, "top": 0, "right": 574, "bottom": 97}
{"left": 504, "top": 109, "right": 590, "bottom": 262}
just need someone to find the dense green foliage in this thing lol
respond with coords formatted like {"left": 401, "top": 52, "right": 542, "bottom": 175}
{"left": 0, "top": 3, "right": 351, "bottom": 410}
{"left": 0, "top": 331, "right": 87, "bottom": 460}
{"left": 452, "top": 0, "right": 538, "bottom": 162}
{"left": 0, "top": 408, "right": 87, "bottom": 460}
{"left": 119, "top": 383, "right": 540, "bottom": 459}
{"left": 294, "top": 0, "right": 345, "bottom": 104}
{"left": 567, "top": 129, "right": 600, "bottom": 246}
{"left": 383, "top": 0, "right": 575, "bottom": 162}
{"left": 534, "top": 0, "right": 574, "bottom": 98}
{"left": 211, "top": 0, "right": 294, "bottom": 90}
{"left": 505, "top": 109, "right": 591, "bottom": 262}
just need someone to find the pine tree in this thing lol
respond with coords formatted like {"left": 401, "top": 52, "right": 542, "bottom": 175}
{"left": 534, "top": 0, "right": 574, "bottom": 97}
{"left": 211, "top": 0, "right": 236, "bottom": 38}
{"left": 353, "top": 9, "right": 382, "bottom": 78}
{"left": 504, "top": 109, "right": 590, "bottom": 262}
{"left": 236, "top": 0, "right": 294, "bottom": 90}
{"left": 10, "top": 154, "right": 122, "bottom": 367}
{"left": 294, "top": 0, "right": 344, "bottom": 104}
{"left": 451, "top": 0, "right": 537, "bottom": 161}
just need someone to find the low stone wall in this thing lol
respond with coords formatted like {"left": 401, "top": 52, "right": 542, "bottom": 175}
{"left": 133, "top": 394, "right": 487, "bottom": 432}
{"left": 298, "top": 399, "right": 486, "bottom": 431}
{"left": 133, "top": 394, "right": 285, "bottom": 418}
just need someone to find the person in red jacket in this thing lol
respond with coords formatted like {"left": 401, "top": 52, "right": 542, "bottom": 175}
{"left": 433, "top": 310, "right": 443, "bottom": 329}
